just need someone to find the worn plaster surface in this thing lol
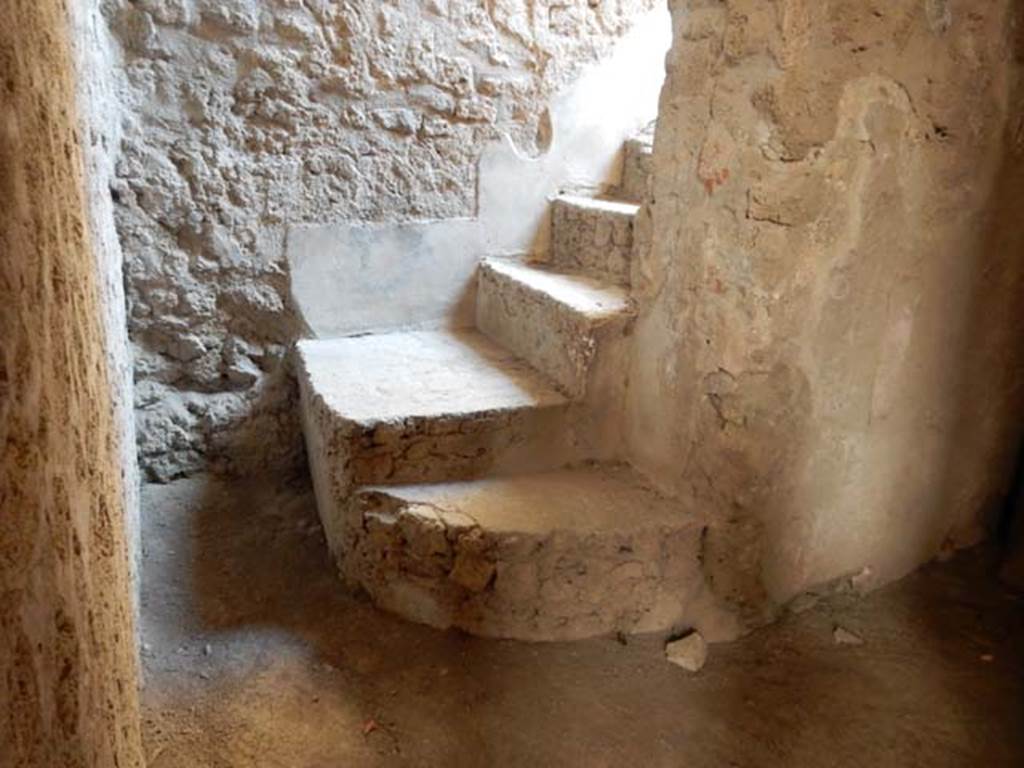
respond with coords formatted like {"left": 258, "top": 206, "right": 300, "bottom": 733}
{"left": 0, "top": 1, "right": 143, "bottom": 765}
{"left": 627, "top": 0, "right": 1024, "bottom": 623}
{"left": 104, "top": 0, "right": 663, "bottom": 481}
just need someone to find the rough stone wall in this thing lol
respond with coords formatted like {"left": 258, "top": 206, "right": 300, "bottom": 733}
{"left": 0, "top": 1, "right": 144, "bottom": 765}
{"left": 628, "top": 0, "right": 1024, "bottom": 623}
{"left": 106, "top": 0, "right": 657, "bottom": 481}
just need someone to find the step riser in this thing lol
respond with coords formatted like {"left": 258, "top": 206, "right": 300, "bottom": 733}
{"left": 619, "top": 139, "right": 653, "bottom": 202}
{"left": 336, "top": 491, "right": 705, "bottom": 641}
{"left": 300, "top": 383, "right": 574, "bottom": 489}
{"left": 477, "top": 265, "right": 630, "bottom": 399}
{"left": 346, "top": 406, "right": 572, "bottom": 484}
{"left": 550, "top": 199, "right": 636, "bottom": 285}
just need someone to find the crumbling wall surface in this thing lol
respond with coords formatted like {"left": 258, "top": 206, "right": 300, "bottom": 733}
{"left": 629, "top": 0, "right": 1024, "bottom": 623}
{"left": 0, "top": 1, "right": 144, "bottom": 765}
{"left": 105, "top": 0, "right": 657, "bottom": 481}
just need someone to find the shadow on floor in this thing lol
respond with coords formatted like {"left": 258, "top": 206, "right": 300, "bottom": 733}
{"left": 139, "top": 474, "right": 1024, "bottom": 768}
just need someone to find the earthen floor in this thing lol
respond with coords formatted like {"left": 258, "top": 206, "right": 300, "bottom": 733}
{"left": 141, "top": 475, "right": 1024, "bottom": 767}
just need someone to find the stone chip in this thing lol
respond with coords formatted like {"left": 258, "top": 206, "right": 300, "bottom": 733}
{"left": 665, "top": 630, "right": 708, "bottom": 673}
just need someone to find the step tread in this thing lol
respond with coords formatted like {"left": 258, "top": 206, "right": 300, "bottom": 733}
{"left": 298, "top": 329, "right": 567, "bottom": 425}
{"left": 480, "top": 258, "right": 632, "bottom": 319}
{"left": 554, "top": 194, "right": 641, "bottom": 217}
{"left": 361, "top": 464, "right": 699, "bottom": 536}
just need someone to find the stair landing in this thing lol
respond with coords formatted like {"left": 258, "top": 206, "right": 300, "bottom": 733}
{"left": 298, "top": 328, "right": 566, "bottom": 425}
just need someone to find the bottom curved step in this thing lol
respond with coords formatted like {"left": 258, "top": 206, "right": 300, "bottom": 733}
{"left": 330, "top": 464, "right": 708, "bottom": 641}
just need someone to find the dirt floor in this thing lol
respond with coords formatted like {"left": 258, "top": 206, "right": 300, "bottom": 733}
{"left": 140, "top": 475, "right": 1024, "bottom": 767}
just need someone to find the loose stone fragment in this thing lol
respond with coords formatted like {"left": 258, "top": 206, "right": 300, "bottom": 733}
{"left": 665, "top": 630, "right": 708, "bottom": 672}
{"left": 833, "top": 626, "right": 864, "bottom": 646}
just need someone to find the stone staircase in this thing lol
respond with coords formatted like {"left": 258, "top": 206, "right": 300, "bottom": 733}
{"left": 296, "top": 131, "right": 707, "bottom": 641}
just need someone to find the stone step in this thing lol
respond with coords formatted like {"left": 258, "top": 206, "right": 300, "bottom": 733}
{"left": 296, "top": 329, "right": 572, "bottom": 492}
{"left": 619, "top": 136, "right": 654, "bottom": 202}
{"left": 476, "top": 258, "right": 633, "bottom": 398}
{"left": 549, "top": 194, "right": 640, "bottom": 285}
{"left": 338, "top": 464, "right": 706, "bottom": 641}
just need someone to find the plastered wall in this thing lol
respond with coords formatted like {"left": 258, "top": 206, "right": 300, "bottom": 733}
{"left": 628, "top": 0, "right": 1024, "bottom": 622}
{"left": 0, "top": 1, "right": 144, "bottom": 764}
{"left": 74, "top": 0, "right": 143, "bottom": 599}
{"left": 105, "top": 0, "right": 658, "bottom": 481}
